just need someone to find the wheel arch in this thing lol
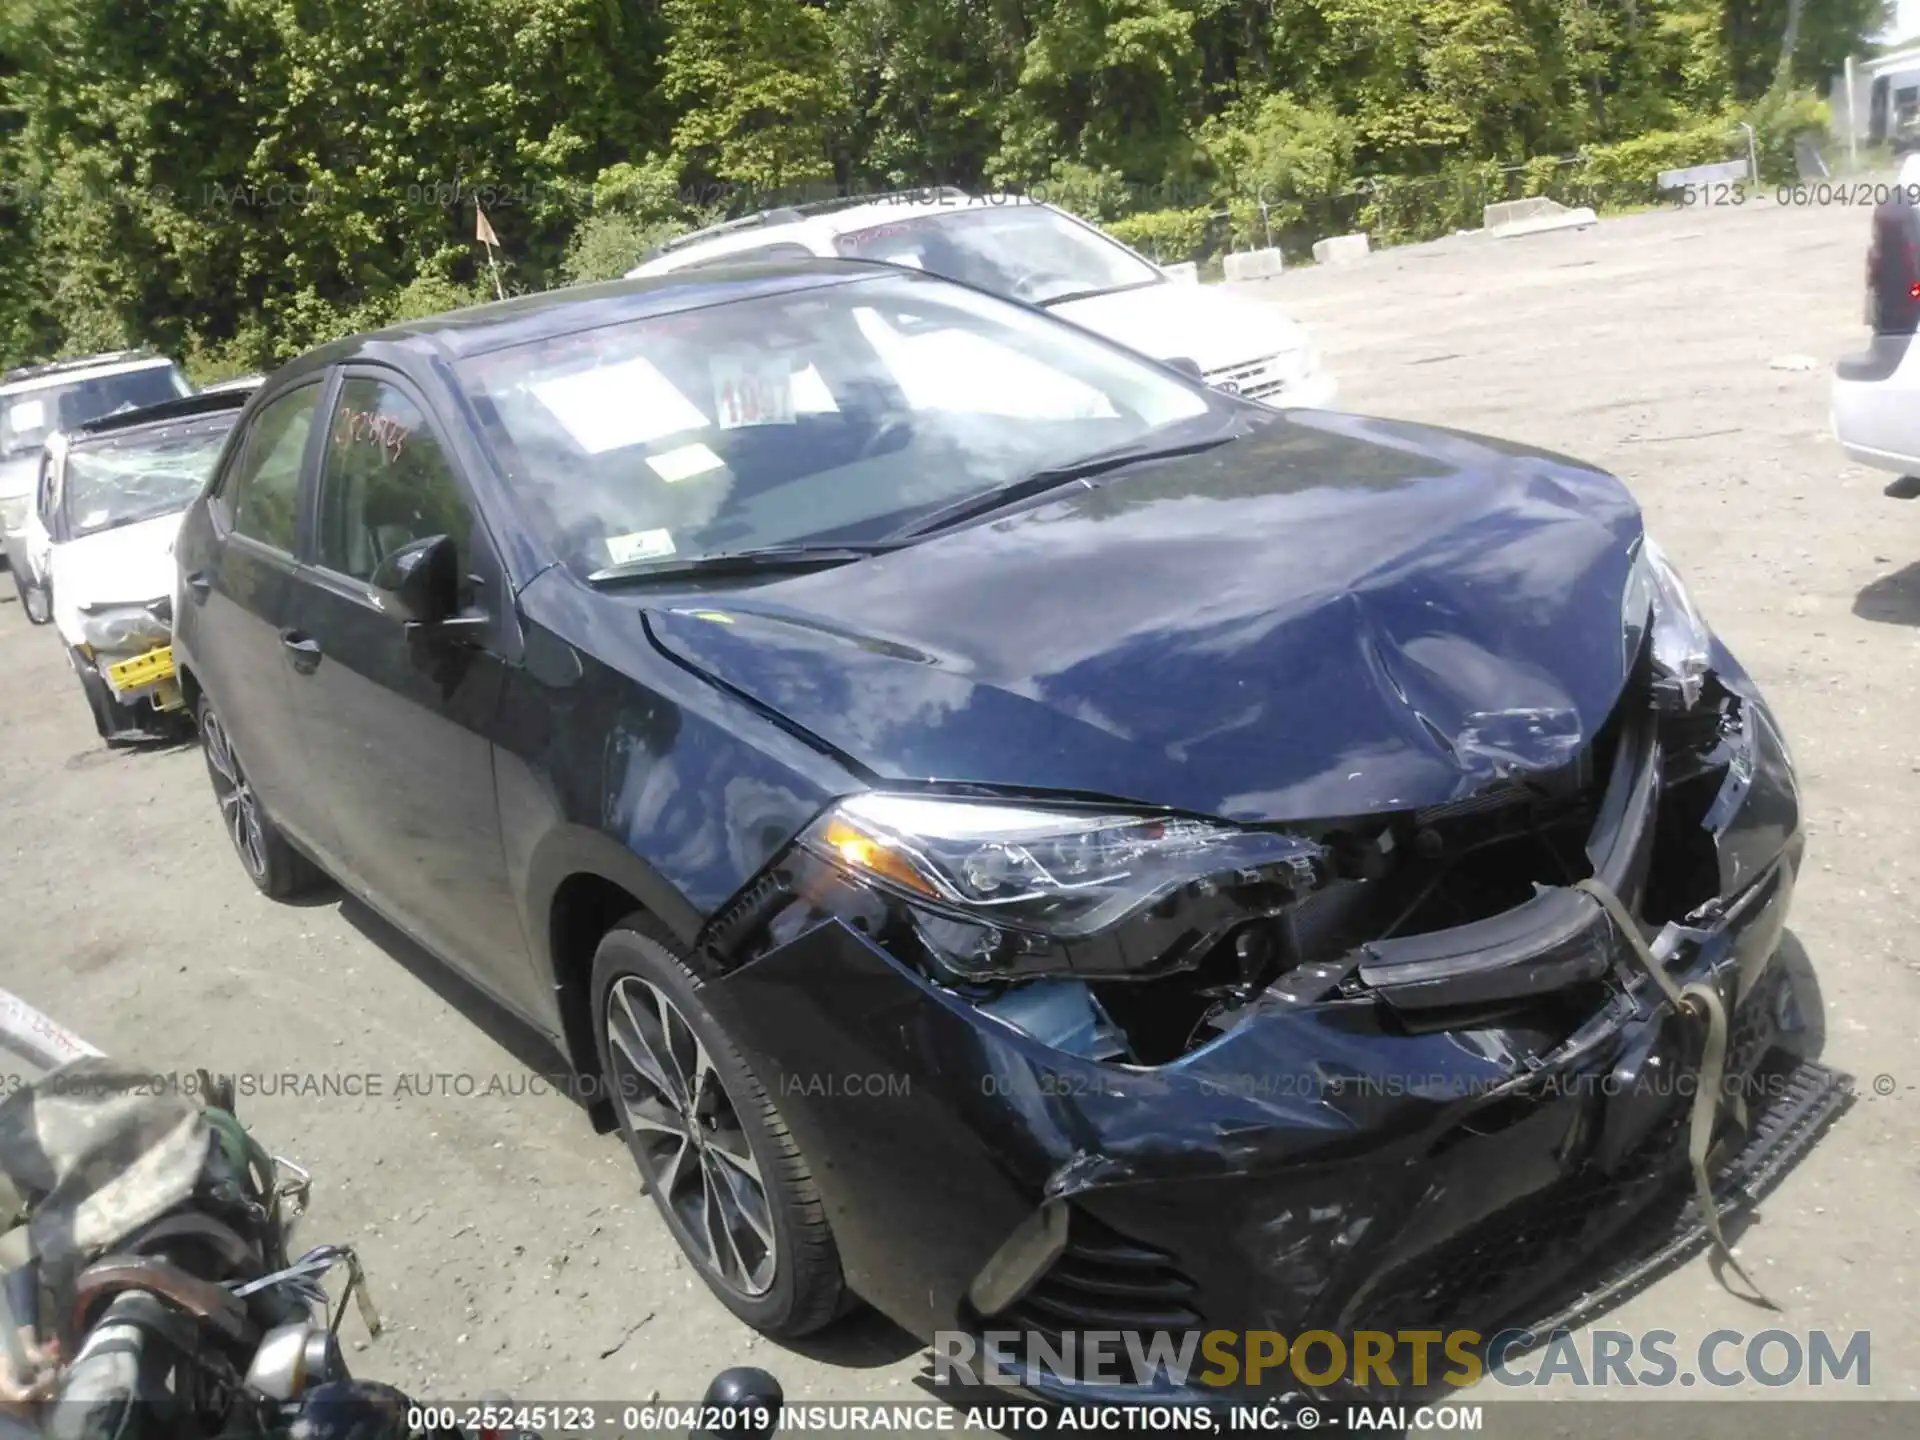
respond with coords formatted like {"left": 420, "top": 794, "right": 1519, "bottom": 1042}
{"left": 176, "top": 657, "right": 203, "bottom": 714}
{"left": 527, "top": 826, "right": 707, "bottom": 1127}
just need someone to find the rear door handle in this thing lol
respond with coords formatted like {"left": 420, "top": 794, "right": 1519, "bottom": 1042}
{"left": 279, "top": 629, "right": 323, "bottom": 675}
{"left": 183, "top": 569, "right": 212, "bottom": 601}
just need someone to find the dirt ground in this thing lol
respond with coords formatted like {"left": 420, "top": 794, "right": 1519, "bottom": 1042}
{"left": 2, "top": 191, "right": 1917, "bottom": 1428}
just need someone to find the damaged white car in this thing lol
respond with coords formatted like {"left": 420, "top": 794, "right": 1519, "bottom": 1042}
{"left": 27, "top": 385, "right": 257, "bottom": 746}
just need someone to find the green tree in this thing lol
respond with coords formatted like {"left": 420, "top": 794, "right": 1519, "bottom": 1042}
{"left": 662, "top": 0, "right": 848, "bottom": 199}
{"left": 989, "top": 0, "right": 1207, "bottom": 187}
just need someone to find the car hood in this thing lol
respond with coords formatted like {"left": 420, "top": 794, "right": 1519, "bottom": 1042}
{"left": 1050, "top": 281, "right": 1306, "bottom": 374}
{"left": 48, "top": 510, "right": 185, "bottom": 610}
{"left": 643, "top": 412, "right": 1647, "bottom": 823}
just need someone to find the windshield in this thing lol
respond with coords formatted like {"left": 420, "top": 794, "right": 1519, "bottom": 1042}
{"left": 59, "top": 414, "right": 236, "bottom": 540}
{"left": 833, "top": 203, "right": 1165, "bottom": 307}
{"left": 457, "top": 271, "right": 1215, "bottom": 579}
{"left": 0, "top": 364, "right": 191, "bottom": 461}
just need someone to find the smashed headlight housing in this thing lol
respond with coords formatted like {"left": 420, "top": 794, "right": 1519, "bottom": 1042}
{"left": 79, "top": 598, "right": 172, "bottom": 654}
{"left": 1622, "top": 535, "right": 1712, "bottom": 709}
{"left": 797, "top": 793, "right": 1322, "bottom": 980}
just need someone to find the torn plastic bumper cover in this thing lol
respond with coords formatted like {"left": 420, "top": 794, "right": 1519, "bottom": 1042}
{"left": 702, "top": 673, "right": 1843, "bottom": 1401}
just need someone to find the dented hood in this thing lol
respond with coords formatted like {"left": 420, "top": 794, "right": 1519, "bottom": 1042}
{"left": 644, "top": 412, "right": 1646, "bottom": 823}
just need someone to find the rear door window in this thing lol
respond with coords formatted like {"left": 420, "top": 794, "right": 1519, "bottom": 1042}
{"left": 223, "top": 384, "right": 322, "bottom": 553}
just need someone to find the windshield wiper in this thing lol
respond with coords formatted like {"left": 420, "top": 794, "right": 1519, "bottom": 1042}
{"left": 586, "top": 543, "right": 898, "bottom": 586}
{"left": 1037, "top": 277, "right": 1167, "bottom": 309}
{"left": 887, "top": 431, "right": 1243, "bottom": 541}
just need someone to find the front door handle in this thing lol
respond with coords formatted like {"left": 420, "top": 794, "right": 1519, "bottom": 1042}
{"left": 183, "top": 569, "right": 212, "bottom": 601}
{"left": 279, "top": 629, "right": 323, "bottom": 675}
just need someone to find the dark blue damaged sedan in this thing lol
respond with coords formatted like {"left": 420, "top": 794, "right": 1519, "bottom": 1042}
{"left": 172, "top": 259, "right": 1837, "bottom": 1402}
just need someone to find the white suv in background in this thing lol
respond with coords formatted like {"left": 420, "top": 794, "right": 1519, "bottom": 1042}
{"left": 1831, "top": 154, "right": 1920, "bottom": 483}
{"left": 627, "top": 190, "right": 1338, "bottom": 409}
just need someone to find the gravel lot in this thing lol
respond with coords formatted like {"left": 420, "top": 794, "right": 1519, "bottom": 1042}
{"left": 1, "top": 192, "right": 1916, "bottom": 1428}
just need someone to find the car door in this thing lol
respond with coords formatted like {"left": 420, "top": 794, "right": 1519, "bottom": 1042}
{"left": 282, "top": 367, "right": 532, "bottom": 1008}
{"left": 187, "top": 380, "right": 331, "bottom": 848}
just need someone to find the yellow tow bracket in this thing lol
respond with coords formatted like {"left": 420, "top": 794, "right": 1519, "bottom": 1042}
{"left": 107, "top": 645, "right": 176, "bottom": 695}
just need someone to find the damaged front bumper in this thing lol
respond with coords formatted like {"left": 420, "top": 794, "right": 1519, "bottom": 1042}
{"left": 702, "top": 650, "right": 1839, "bottom": 1403}
{"left": 101, "top": 644, "right": 183, "bottom": 710}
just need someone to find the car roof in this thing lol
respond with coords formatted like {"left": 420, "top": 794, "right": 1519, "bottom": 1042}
{"left": 266, "top": 261, "right": 897, "bottom": 385}
{"left": 627, "top": 190, "right": 1053, "bottom": 274}
{"left": 0, "top": 353, "right": 179, "bottom": 396}
{"left": 64, "top": 386, "right": 258, "bottom": 445}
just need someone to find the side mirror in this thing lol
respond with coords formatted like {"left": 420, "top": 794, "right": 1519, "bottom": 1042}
{"left": 696, "top": 1368, "right": 783, "bottom": 1440}
{"left": 368, "top": 534, "right": 460, "bottom": 625}
{"left": 1164, "top": 355, "right": 1205, "bottom": 381}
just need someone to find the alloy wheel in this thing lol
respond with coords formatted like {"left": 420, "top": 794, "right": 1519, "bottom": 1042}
{"left": 605, "top": 975, "right": 777, "bottom": 1297}
{"left": 202, "top": 708, "right": 267, "bottom": 881}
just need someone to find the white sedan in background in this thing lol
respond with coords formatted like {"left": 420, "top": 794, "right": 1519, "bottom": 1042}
{"left": 2, "top": 351, "right": 192, "bottom": 608}
{"left": 24, "top": 385, "right": 256, "bottom": 745}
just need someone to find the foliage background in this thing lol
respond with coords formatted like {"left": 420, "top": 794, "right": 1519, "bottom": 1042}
{"left": 0, "top": 0, "right": 1889, "bottom": 377}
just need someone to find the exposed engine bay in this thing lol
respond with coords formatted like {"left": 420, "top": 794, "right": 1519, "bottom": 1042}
{"left": 719, "top": 648, "right": 1784, "bottom": 1072}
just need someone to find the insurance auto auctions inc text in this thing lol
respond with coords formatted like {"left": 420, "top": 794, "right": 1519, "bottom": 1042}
{"left": 934, "top": 1326, "right": 1872, "bottom": 1393}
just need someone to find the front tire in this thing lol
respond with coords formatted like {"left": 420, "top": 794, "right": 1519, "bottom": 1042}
{"left": 591, "top": 918, "right": 847, "bottom": 1338}
{"left": 197, "top": 693, "right": 323, "bottom": 899}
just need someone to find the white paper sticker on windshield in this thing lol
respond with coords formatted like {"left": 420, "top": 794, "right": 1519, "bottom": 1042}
{"left": 9, "top": 399, "right": 45, "bottom": 431}
{"left": 646, "top": 442, "right": 725, "bottom": 483}
{"left": 713, "top": 355, "right": 797, "bottom": 430}
{"left": 531, "top": 358, "right": 708, "bottom": 455}
{"left": 790, "top": 365, "right": 839, "bottom": 414}
{"left": 605, "top": 529, "right": 677, "bottom": 565}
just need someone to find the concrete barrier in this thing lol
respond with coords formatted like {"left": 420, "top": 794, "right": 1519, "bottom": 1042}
{"left": 1161, "top": 261, "right": 1200, "bottom": 284}
{"left": 1483, "top": 197, "right": 1599, "bottom": 238}
{"left": 1484, "top": 196, "right": 1561, "bottom": 229}
{"left": 1222, "top": 249, "right": 1284, "bottom": 282}
{"left": 1311, "top": 233, "right": 1370, "bottom": 266}
{"left": 1655, "top": 159, "right": 1751, "bottom": 203}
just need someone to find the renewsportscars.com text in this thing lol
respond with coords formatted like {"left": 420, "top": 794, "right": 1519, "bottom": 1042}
{"left": 934, "top": 1326, "right": 1871, "bottom": 1390}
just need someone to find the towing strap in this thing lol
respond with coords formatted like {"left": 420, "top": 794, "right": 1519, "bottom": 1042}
{"left": 1573, "top": 876, "right": 1773, "bottom": 1308}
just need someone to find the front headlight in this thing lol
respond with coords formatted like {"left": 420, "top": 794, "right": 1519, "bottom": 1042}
{"left": 1623, "top": 535, "right": 1712, "bottom": 708}
{"left": 0, "top": 493, "right": 29, "bottom": 534}
{"left": 79, "top": 600, "right": 172, "bottom": 654}
{"left": 798, "top": 793, "right": 1322, "bottom": 978}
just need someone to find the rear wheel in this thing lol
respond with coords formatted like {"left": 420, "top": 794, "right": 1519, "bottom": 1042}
{"left": 197, "top": 693, "right": 323, "bottom": 899}
{"left": 591, "top": 918, "right": 847, "bottom": 1338}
